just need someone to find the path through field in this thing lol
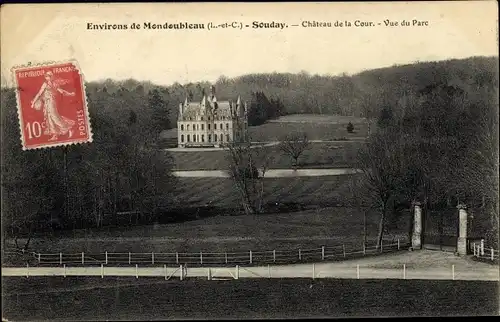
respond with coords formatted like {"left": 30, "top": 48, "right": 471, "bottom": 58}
{"left": 173, "top": 168, "right": 357, "bottom": 178}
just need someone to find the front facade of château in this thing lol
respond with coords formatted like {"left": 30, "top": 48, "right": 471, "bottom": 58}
{"left": 177, "top": 87, "right": 248, "bottom": 148}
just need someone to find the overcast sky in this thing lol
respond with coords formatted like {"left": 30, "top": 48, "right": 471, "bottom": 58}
{"left": 1, "top": 2, "right": 498, "bottom": 87}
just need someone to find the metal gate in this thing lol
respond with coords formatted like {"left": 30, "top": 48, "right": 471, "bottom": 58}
{"left": 422, "top": 207, "right": 458, "bottom": 252}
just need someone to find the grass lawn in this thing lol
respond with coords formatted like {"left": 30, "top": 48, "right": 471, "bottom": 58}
{"left": 170, "top": 175, "right": 355, "bottom": 207}
{"left": 17, "top": 206, "right": 410, "bottom": 254}
{"left": 160, "top": 114, "right": 370, "bottom": 144}
{"left": 169, "top": 141, "right": 363, "bottom": 170}
{"left": 248, "top": 121, "right": 368, "bottom": 142}
{"left": 270, "top": 114, "right": 367, "bottom": 124}
{"left": 2, "top": 277, "right": 497, "bottom": 320}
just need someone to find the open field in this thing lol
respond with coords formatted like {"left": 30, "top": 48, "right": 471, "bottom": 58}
{"left": 247, "top": 121, "right": 368, "bottom": 141}
{"left": 9, "top": 206, "right": 410, "bottom": 253}
{"left": 160, "top": 114, "right": 370, "bottom": 144}
{"left": 169, "top": 141, "right": 363, "bottom": 170}
{"left": 269, "top": 114, "right": 368, "bottom": 124}
{"left": 171, "top": 175, "right": 354, "bottom": 207}
{"left": 2, "top": 277, "right": 498, "bottom": 320}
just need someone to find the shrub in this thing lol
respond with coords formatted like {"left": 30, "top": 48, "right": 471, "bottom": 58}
{"left": 347, "top": 122, "right": 354, "bottom": 133}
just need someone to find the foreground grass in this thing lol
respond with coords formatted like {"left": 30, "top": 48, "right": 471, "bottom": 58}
{"left": 2, "top": 277, "right": 497, "bottom": 320}
{"left": 10, "top": 207, "right": 410, "bottom": 253}
{"left": 171, "top": 175, "right": 354, "bottom": 207}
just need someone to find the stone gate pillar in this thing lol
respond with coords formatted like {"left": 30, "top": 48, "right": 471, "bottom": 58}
{"left": 412, "top": 201, "right": 422, "bottom": 250}
{"left": 457, "top": 203, "right": 468, "bottom": 256}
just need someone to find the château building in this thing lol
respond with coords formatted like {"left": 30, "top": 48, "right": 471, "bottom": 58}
{"left": 177, "top": 86, "right": 248, "bottom": 148}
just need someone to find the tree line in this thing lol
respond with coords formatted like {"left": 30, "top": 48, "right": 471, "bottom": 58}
{"left": 351, "top": 78, "right": 499, "bottom": 248}
{"left": 1, "top": 83, "right": 177, "bottom": 249}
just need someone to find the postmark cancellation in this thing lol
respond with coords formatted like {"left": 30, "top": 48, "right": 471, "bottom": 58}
{"left": 11, "top": 60, "right": 93, "bottom": 150}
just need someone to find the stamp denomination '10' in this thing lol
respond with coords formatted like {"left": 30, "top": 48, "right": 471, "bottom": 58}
{"left": 12, "top": 60, "right": 93, "bottom": 150}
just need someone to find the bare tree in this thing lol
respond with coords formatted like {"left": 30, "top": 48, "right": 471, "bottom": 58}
{"left": 355, "top": 130, "right": 406, "bottom": 249}
{"left": 279, "top": 132, "right": 310, "bottom": 169}
{"left": 226, "top": 114, "right": 274, "bottom": 215}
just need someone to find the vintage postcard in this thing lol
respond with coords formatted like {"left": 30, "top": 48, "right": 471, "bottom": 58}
{"left": 1, "top": 1, "right": 498, "bottom": 320}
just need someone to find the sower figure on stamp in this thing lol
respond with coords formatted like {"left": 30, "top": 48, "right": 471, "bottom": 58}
{"left": 31, "top": 71, "right": 76, "bottom": 141}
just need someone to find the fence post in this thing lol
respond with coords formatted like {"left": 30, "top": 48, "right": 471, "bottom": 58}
{"left": 398, "top": 239, "right": 400, "bottom": 250}
{"left": 452, "top": 265, "right": 455, "bottom": 280}
{"left": 403, "top": 264, "right": 406, "bottom": 280}
{"left": 356, "top": 264, "right": 360, "bottom": 279}
{"left": 200, "top": 252, "right": 203, "bottom": 265}
{"left": 491, "top": 248, "right": 495, "bottom": 261}
{"left": 82, "top": 252, "right": 84, "bottom": 265}
{"left": 152, "top": 252, "right": 155, "bottom": 265}
{"left": 164, "top": 264, "right": 167, "bottom": 280}
{"left": 381, "top": 240, "right": 383, "bottom": 253}
{"left": 343, "top": 244, "right": 346, "bottom": 258}
{"left": 180, "top": 265, "right": 183, "bottom": 280}
{"left": 299, "top": 249, "right": 302, "bottom": 261}
{"left": 105, "top": 251, "right": 108, "bottom": 265}
{"left": 59, "top": 252, "right": 62, "bottom": 265}
{"left": 473, "top": 243, "right": 476, "bottom": 256}
{"left": 225, "top": 252, "right": 228, "bottom": 264}
{"left": 363, "top": 244, "right": 366, "bottom": 255}
{"left": 176, "top": 252, "right": 179, "bottom": 264}
{"left": 135, "top": 264, "right": 138, "bottom": 279}
{"left": 249, "top": 250, "right": 252, "bottom": 264}
{"left": 235, "top": 265, "right": 239, "bottom": 280}
{"left": 26, "top": 263, "right": 29, "bottom": 278}
{"left": 101, "top": 264, "right": 104, "bottom": 278}
{"left": 321, "top": 246, "right": 325, "bottom": 260}
{"left": 37, "top": 253, "right": 41, "bottom": 264}
{"left": 64, "top": 264, "right": 66, "bottom": 278}
{"left": 207, "top": 267, "right": 211, "bottom": 281}
{"left": 312, "top": 263, "right": 315, "bottom": 280}
{"left": 128, "top": 252, "right": 131, "bottom": 265}
{"left": 481, "top": 239, "right": 485, "bottom": 256}
{"left": 273, "top": 250, "right": 276, "bottom": 263}
{"left": 268, "top": 264, "right": 271, "bottom": 278}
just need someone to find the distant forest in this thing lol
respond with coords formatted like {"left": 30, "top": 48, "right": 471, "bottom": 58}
{"left": 82, "top": 56, "right": 497, "bottom": 126}
{"left": 1, "top": 56, "right": 498, "bottom": 243}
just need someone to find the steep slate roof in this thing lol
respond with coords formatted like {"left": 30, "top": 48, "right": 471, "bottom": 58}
{"left": 181, "top": 95, "right": 243, "bottom": 119}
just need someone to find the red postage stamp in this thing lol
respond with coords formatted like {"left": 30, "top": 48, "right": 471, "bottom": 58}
{"left": 11, "top": 60, "right": 93, "bottom": 150}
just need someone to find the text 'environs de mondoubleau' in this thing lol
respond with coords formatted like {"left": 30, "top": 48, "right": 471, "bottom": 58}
{"left": 86, "top": 22, "right": 206, "bottom": 30}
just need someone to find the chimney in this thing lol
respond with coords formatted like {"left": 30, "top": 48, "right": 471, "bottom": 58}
{"left": 178, "top": 102, "right": 183, "bottom": 118}
{"left": 211, "top": 85, "right": 216, "bottom": 100}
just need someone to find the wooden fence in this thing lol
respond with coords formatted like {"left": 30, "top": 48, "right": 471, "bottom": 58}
{"left": 472, "top": 241, "right": 499, "bottom": 263}
{"left": 3, "top": 238, "right": 409, "bottom": 268}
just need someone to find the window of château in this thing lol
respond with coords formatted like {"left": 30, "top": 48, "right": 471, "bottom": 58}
{"left": 187, "top": 124, "right": 190, "bottom": 130}
{"left": 193, "top": 135, "right": 196, "bottom": 142}
{"left": 181, "top": 135, "right": 184, "bottom": 142}
{"left": 208, "top": 124, "right": 211, "bottom": 130}
{"left": 214, "top": 134, "right": 217, "bottom": 142}
{"left": 181, "top": 124, "right": 184, "bottom": 131}
{"left": 220, "top": 134, "right": 223, "bottom": 142}
{"left": 214, "top": 123, "right": 217, "bottom": 130}
{"left": 226, "top": 123, "right": 229, "bottom": 130}
{"left": 208, "top": 134, "right": 211, "bottom": 142}
{"left": 226, "top": 134, "right": 230, "bottom": 142}
{"left": 187, "top": 135, "right": 190, "bottom": 142}
{"left": 193, "top": 124, "right": 196, "bottom": 130}
{"left": 201, "top": 116, "right": 204, "bottom": 121}
{"left": 201, "top": 124, "right": 204, "bottom": 131}
{"left": 202, "top": 135, "right": 205, "bottom": 142}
